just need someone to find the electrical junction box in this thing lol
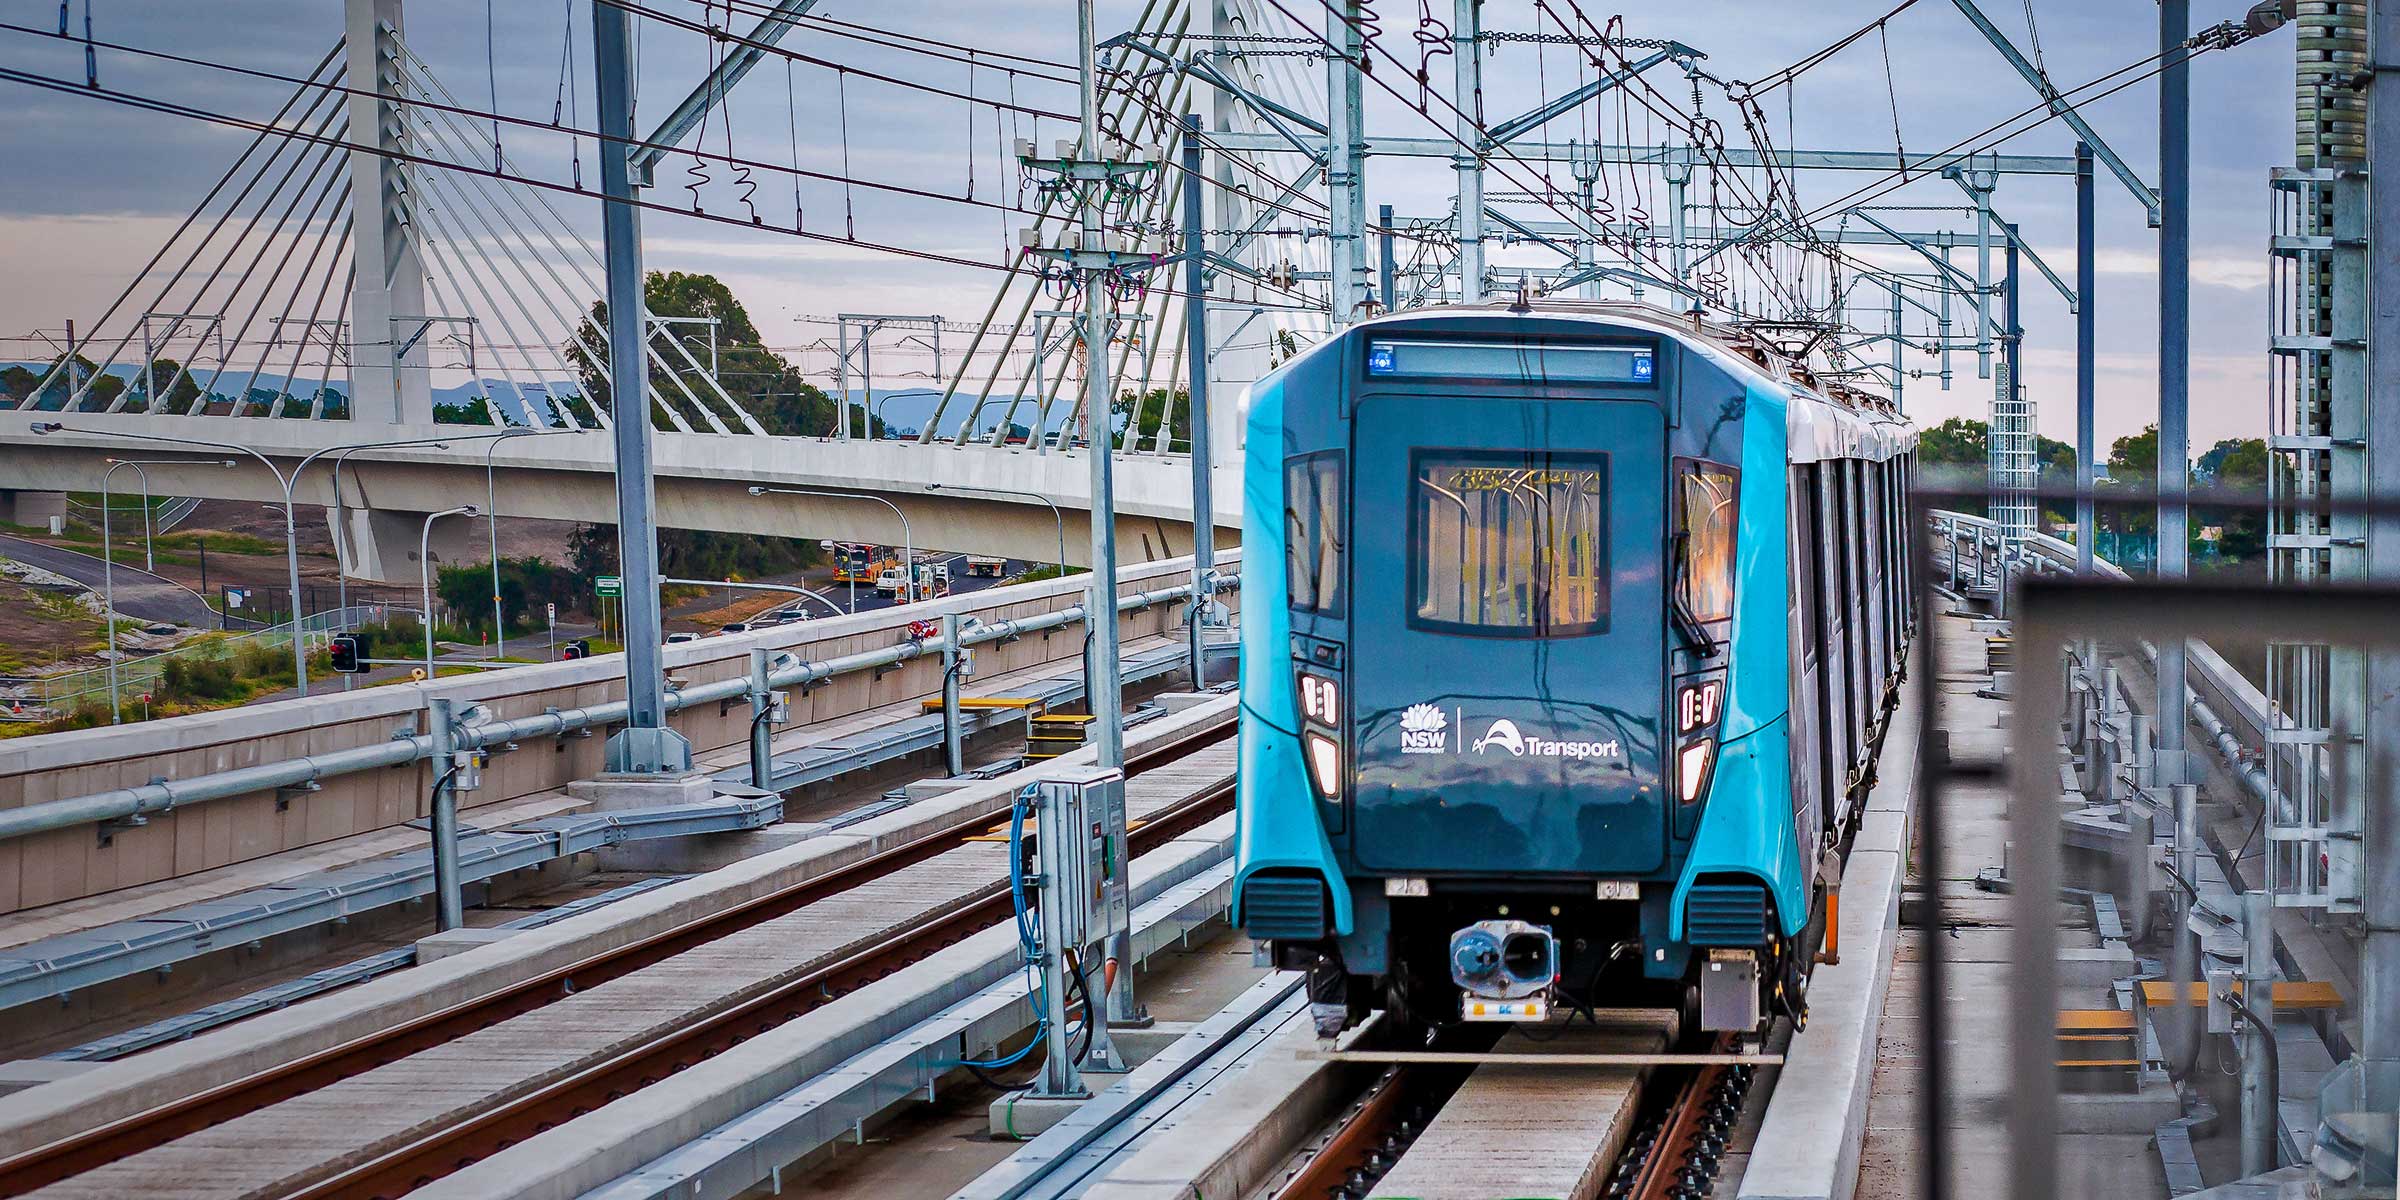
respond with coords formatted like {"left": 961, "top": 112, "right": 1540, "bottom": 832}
{"left": 958, "top": 649, "right": 975, "bottom": 679}
{"left": 1038, "top": 766, "right": 1126, "bottom": 957}
{"left": 766, "top": 691, "right": 790, "bottom": 724}
{"left": 2206, "top": 968, "right": 2235, "bottom": 1035}
{"left": 451, "top": 750, "right": 483, "bottom": 793}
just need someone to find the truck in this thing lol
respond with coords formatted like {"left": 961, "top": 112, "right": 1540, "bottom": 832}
{"left": 964, "top": 555, "right": 1008, "bottom": 577}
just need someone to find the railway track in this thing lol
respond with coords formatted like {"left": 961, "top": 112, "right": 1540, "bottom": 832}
{"left": 0, "top": 714, "right": 1236, "bottom": 1200}
{"left": 1269, "top": 1022, "right": 1762, "bottom": 1200}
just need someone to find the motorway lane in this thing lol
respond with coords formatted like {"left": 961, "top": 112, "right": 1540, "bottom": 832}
{"left": 0, "top": 533, "right": 220, "bottom": 629}
{"left": 759, "top": 555, "right": 1026, "bottom": 622}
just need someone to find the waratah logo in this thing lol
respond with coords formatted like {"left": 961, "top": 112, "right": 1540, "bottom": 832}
{"left": 1472, "top": 718, "right": 1526, "bottom": 756}
{"left": 1399, "top": 703, "right": 1448, "bottom": 754}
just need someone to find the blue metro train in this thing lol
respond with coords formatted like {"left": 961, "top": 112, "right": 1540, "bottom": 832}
{"left": 1231, "top": 301, "right": 1916, "bottom": 1038}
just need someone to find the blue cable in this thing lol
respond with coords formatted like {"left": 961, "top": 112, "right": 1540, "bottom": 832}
{"left": 957, "top": 785, "right": 1047, "bottom": 1070}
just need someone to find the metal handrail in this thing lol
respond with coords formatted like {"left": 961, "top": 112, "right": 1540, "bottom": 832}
{"left": 0, "top": 569, "right": 1240, "bottom": 844}
{"left": 1925, "top": 509, "right": 2272, "bottom": 805}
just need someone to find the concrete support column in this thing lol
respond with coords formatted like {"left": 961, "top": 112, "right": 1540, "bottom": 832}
{"left": 1, "top": 490, "right": 66, "bottom": 532}
{"left": 330, "top": 505, "right": 482, "bottom": 585}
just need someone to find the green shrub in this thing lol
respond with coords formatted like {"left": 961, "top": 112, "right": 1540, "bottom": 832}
{"left": 161, "top": 657, "right": 242, "bottom": 702}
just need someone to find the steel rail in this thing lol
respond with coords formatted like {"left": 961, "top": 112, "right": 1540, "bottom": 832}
{"left": 0, "top": 714, "right": 1235, "bottom": 1197}
{"left": 308, "top": 770, "right": 1238, "bottom": 1200}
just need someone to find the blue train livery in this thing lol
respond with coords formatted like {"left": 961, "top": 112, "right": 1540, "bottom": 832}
{"left": 1231, "top": 301, "right": 1915, "bottom": 1037}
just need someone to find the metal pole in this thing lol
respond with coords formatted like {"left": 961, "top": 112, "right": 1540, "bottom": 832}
{"left": 2171, "top": 780, "right": 2200, "bottom": 1082}
{"left": 419, "top": 506, "right": 473, "bottom": 678}
{"left": 1666, "top": 147, "right": 1691, "bottom": 282}
{"left": 1184, "top": 114, "right": 1217, "bottom": 689}
{"left": 101, "top": 463, "right": 122, "bottom": 724}
{"left": 2004, "top": 223, "right": 2022, "bottom": 558}
{"left": 427, "top": 696, "right": 465, "bottom": 931}
{"left": 748, "top": 646, "right": 775, "bottom": 791}
{"left": 1324, "top": 0, "right": 1368, "bottom": 321}
{"left": 835, "top": 315, "right": 850, "bottom": 439}
{"left": 483, "top": 429, "right": 533, "bottom": 657}
{"left": 2240, "top": 888, "right": 2278, "bottom": 1176}
{"left": 2075, "top": 142, "right": 2097, "bottom": 575}
{"left": 2361, "top": 0, "right": 2400, "bottom": 1115}
{"left": 131, "top": 462, "right": 154, "bottom": 573}
{"left": 1378, "top": 202, "right": 1398, "bottom": 310}
{"left": 1451, "top": 0, "right": 1483, "bottom": 304}
{"left": 1890, "top": 283, "right": 1904, "bottom": 410}
{"left": 2157, "top": 0, "right": 2190, "bottom": 787}
{"left": 1973, "top": 164, "right": 1995, "bottom": 379}
{"left": 1078, "top": 0, "right": 1137, "bottom": 1038}
{"left": 940, "top": 611, "right": 964, "bottom": 777}
{"left": 595, "top": 0, "right": 691, "bottom": 775}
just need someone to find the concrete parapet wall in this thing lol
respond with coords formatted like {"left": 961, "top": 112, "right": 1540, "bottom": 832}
{"left": 0, "top": 552, "right": 1239, "bottom": 915}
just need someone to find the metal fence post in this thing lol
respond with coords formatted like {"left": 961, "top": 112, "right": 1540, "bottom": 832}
{"left": 748, "top": 647, "right": 775, "bottom": 792}
{"left": 427, "top": 696, "right": 464, "bottom": 932}
{"left": 2241, "top": 888, "right": 2279, "bottom": 1175}
{"left": 941, "top": 612, "right": 965, "bottom": 778}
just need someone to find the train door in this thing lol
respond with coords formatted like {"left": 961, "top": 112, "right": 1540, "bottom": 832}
{"left": 1345, "top": 387, "right": 1670, "bottom": 878}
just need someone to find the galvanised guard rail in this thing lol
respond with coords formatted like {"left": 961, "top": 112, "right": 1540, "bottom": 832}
{"left": 1927, "top": 510, "right": 2270, "bottom": 806}
{"left": 0, "top": 569, "right": 1239, "bottom": 847}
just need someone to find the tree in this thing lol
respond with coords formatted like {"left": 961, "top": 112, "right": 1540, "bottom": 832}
{"left": 1915, "top": 416, "right": 1987, "bottom": 468}
{"left": 1113, "top": 387, "right": 1190, "bottom": 451}
{"left": 563, "top": 521, "right": 821, "bottom": 600}
{"left": 561, "top": 270, "right": 871, "bottom": 438}
{"left": 2199, "top": 437, "right": 2269, "bottom": 563}
{"left": 0, "top": 366, "right": 35, "bottom": 402}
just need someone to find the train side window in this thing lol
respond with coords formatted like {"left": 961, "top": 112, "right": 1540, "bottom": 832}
{"left": 1409, "top": 451, "right": 1610, "bottom": 638}
{"left": 1284, "top": 452, "right": 1345, "bottom": 617}
{"left": 1675, "top": 460, "right": 1740, "bottom": 624}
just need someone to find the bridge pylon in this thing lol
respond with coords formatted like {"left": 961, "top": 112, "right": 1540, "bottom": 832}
{"left": 342, "top": 0, "right": 433, "bottom": 426}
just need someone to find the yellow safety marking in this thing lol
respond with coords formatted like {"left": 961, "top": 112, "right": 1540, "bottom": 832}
{"left": 2056, "top": 1009, "right": 2136, "bottom": 1031}
{"left": 2139, "top": 980, "right": 2344, "bottom": 1009}
{"left": 920, "top": 697, "right": 1048, "bottom": 711}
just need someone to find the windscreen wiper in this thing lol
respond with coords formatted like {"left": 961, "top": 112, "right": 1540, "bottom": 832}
{"left": 1670, "top": 531, "right": 1723, "bottom": 658}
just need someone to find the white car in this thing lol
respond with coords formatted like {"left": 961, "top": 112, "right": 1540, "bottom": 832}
{"left": 665, "top": 632, "right": 700, "bottom": 644}
{"left": 874, "top": 567, "right": 905, "bottom": 595}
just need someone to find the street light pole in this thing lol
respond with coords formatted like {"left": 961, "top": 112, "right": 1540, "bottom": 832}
{"left": 33, "top": 424, "right": 533, "bottom": 696}
{"left": 421, "top": 505, "right": 480, "bottom": 678}
{"left": 926, "top": 483, "right": 1066, "bottom": 579}
{"left": 748, "top": 486, "right": 914, "bottom": 604}
{"left": 104, "top": 457, "right": 233, "bottom": 575}
{"left": 483, "top": 426, "right": 539, "bottom": 657}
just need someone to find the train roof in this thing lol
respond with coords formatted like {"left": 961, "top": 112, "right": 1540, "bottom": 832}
{"left": 1344, "top": 300, "right": 1916, "bottom": 465}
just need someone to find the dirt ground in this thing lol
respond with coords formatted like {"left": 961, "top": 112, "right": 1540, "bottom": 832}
{"left": 0, "top": 576, "right": 102, "bottom": 675}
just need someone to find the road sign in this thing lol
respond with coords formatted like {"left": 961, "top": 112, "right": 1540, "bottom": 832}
{"left": 225, "top": 586, "right": 248, "bottom": 609}
{"left": 595, "top": 575, "right": 623, "bottom": 598}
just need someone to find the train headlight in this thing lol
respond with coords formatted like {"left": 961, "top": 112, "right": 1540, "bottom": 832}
{"left": 1297, "top": 671, "right": 1341, "bottom": 727}
{"left": 1304, "top": 730, "right": 1344, "bottom": 798}
{"left": 1679, "top": 737, "right": 1715, "bottom": 805}
{"left": 1676, "top": 679, "right": 1723, "bottom": 735}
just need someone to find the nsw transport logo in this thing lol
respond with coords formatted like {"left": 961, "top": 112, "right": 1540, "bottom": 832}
{"left": 1398, "top": 703, "right": 1448, "bottom": 754}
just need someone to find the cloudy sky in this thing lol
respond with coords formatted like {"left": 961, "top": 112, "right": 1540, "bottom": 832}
{"left": 0, "top": 1, "right": 2295, "bottom": 451}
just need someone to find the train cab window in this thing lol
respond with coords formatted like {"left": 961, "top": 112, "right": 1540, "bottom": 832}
{"left": 1285, "top": 452, "right": 1344, "bottom": 617}
{"left": 1409, "top": 452, "right": 1609, "bottom": 638}
{"left": 1675, "top": 461, "right": 1740, "bottom": 624}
